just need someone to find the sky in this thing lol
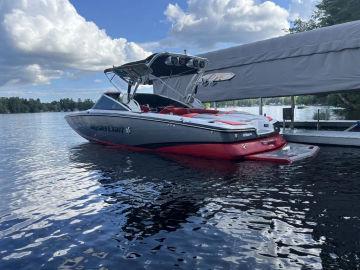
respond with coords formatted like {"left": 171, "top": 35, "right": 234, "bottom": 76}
{"left": 0, "top": 0, "right": 318, "bottom": 101}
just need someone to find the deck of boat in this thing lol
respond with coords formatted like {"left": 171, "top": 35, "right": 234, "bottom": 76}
{"left": 283, "top": 129, "right": 360, "bottom": 147}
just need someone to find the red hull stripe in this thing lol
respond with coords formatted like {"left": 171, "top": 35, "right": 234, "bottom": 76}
{"left": 82, "top": 133, "right": 290, "bottom": 161}
{"left": 156, "top": 134, "right": 286, "bottom": 160}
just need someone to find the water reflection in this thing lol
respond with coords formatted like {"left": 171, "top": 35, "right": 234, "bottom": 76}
{"left": 1, "top": 112, "right": 359, "bottom": 269}
{"left": 68, "top": 143, "right": 360, "bottom": 269}
{"left": 69, "top": 144, "right": 241, "bottom": 240}
{"left": 67, "top": 143, "right": 325, "bottom": 269}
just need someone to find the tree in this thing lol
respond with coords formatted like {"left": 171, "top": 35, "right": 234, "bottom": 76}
{"left": 289, "top": 16, "right": 320, "bottom": 33}
{"left": 317, "top": 0, "right": 360, "bottom": 26}
{"left": 77, "top": 99, "right": 94, "bottom": 110}
{"left": 0, "top": 98, "right": 8, "bottom": 113}
{"left": 0, "top": 97, "right": 94, "bottom": 114}
{"left": 289, "top": 0, "right": 360, "bottom": 33}
{"left": 27, "top": 98, "right": 42, "bottom": 113}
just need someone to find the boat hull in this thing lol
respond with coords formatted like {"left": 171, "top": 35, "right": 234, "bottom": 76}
{"left": 65, "top": 112, "right": 318, "bottom": 163}
{"left": 155, "top": 134, "right": 286, "bottom": 160}
{"left": 65, "top": 112, "right": 273, "bottom": 147}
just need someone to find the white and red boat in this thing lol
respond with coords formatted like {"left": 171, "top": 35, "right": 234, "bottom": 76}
{"left": 66, "top": 52, "right": 319, "bottom": 163}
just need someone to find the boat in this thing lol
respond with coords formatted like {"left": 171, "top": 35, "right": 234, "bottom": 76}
{"left": 65, "top": 52, "right": 319, "bottom": 163}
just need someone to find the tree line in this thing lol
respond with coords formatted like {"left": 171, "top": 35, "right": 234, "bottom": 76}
{"left": 0, "top": 97, "right": 94, "bottom": 114}
{"left": 214, "top": 93, "right": 350, "bottom": 108}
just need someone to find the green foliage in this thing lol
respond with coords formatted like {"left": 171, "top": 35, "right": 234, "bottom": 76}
{"left": 289, "top": 16, "right": 320, "bottom": 33}
{"left": 0, "top": 97, "right": 94, "bottom": 114}
{"left": 289, "top": 0, "right": 360, "bottom": 33}
{"left": 317, "top": 0, "right": 360, "bottom": 26}
{"left": 215, "top": 92, "right": 360, "bottom": 110}
{"left": 215, "top": 97, "right": 293, "bottom": 108}
{"left": 312, "top": 110, "right": 331, "bottom": 120}
{"left": 296, "top": 94, "right": 328, "bottom": 105}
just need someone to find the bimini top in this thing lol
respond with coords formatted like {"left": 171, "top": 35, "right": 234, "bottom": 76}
{"left": 104, "top": 52, "right": 207, "bottom": 86}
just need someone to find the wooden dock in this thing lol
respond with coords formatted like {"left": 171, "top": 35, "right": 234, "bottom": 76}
{"left": 283, "top": 129, "right": 360, "bottom": 147}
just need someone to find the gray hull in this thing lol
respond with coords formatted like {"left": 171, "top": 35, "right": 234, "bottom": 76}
{"left": 65, "top": 112, "right": 269, "bottom": 148}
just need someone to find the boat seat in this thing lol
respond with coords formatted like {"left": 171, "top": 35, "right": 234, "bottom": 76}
{"left": 215, "top": 120, "right": 245, "bottom": 125}
{"left": 182, "top": 113, "right": 199, "bottom": 118}
{"left": 140, "top": 104, "right": 150, "bottom": 112}
{"left": 159, "top": 106, "right": 219, "bottom": 116}
{"left": 159, "top": 106, "right": 189, "bottom": 115}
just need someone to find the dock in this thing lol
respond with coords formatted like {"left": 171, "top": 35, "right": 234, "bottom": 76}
{"left": 282, "top": 120, "right": 358, "bottom": 130}
{"left": 282, "top": 129, "right": 360, "bottom": 147}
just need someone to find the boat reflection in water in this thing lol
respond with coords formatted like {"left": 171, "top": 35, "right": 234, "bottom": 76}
{"left": 66, "top": 142, "right": 341, "bottom": 269}
{"left": 69, "top": 143, "right": 246, "bottom": 239}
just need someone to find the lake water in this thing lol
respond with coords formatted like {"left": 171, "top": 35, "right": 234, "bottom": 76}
{"left": 219, "top": 105, "right": 344, "bottom": 121}
{"left": 0, "top": 112, "right": 360, "bottom": 269}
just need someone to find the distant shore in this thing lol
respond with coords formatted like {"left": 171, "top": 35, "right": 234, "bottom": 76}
{"left": 0, "top": 97, "right": 94, "bottom": 114}
{"left": 1, "top": 96, "right": 359, "bottom": 120}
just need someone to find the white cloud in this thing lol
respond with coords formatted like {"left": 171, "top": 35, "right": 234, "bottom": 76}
{"left": 163, "top": 0, "right": 290, "bottom": 50}
{"left": 0, "top": 0, "right": 149, "bottom": 87}
{"left": 23, "top": 64, "right": 63, "bottom": 85}
{"left": 289, "top": 0, "right": 319, "bottom": 20}
{"left": 0, "top": 0, "right": 320, "bottom": 94}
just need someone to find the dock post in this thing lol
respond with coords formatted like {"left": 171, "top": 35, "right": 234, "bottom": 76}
{"left": 283, "top": 119, "right": 286, "bottom": 133}
{"left": 259, "top": 97, "right": 263, "bottom": 116}
{"left": 290, "top": 96, "right": 295, "bottom": 130}
{"left": 317, "top": 109, "right": 320, "bottom": 130}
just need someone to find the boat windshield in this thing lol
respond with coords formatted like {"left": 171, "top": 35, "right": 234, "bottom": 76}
{"left": 92, "top": 94, "right": 129, "bottom": 111}
{"left": 104, "top": 73, "right": 129, "bottom": 94}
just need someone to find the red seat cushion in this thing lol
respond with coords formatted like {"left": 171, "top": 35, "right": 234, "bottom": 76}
{"left": 159, "top": 106, "right": 219, "bottom": 115}
{"left": 140, "top": 105, "right": 150, "bottom": 112}
{"left": 215, "top": 120, "right": 245, "bottom": 125}
{"left": 182, "top": 113, "right": 199, "bottom": 118}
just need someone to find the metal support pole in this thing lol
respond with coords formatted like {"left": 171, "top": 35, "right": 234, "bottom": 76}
{"left": 283, "top": 119, "right": 286, "bottom": 133}
{"left": 290, "top": 96, "right": 295, "bottom": 130}
{"left": 317, "top": 109, "right": 320, "bottom": 130}
{"left": 259, "top": 97, "right": 263, "bottom": 116}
